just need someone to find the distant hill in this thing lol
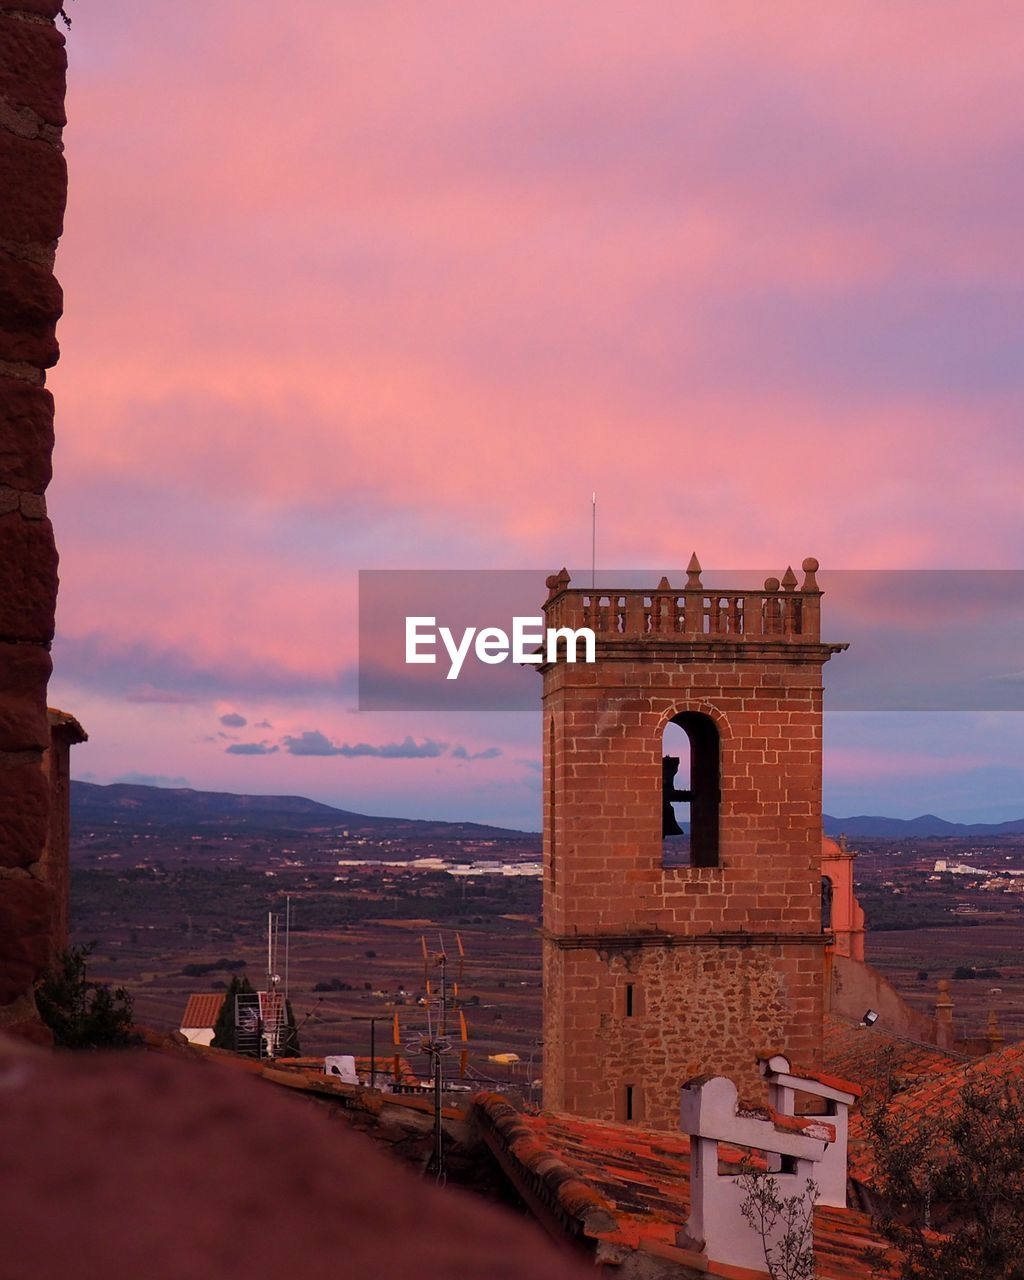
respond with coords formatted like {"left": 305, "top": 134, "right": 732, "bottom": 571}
{"left": 70, "top": 781, "right": 534, "bottom": 840}
{"left": 71, "top": 782, "right": 1023, "bottom": 843}
{"left": 824, "top": 812, "right": 1024, "bottom": 838}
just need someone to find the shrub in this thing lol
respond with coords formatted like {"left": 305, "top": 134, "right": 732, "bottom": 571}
{"left": 35, "top": 944, "right": 135, "bottom": 1050}
{"left": 866, "top": 1078, "right": 1024, "bottom": 1279}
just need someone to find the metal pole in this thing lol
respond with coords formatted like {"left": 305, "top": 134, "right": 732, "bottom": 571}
{"left": 353, "top": 1015, "right": 383, "bottom": 1090}
{"left": 433, "top": 1050, "right": 443, "bottom": 1180}
{"left": 284, "top": 895, "right": 291, "bottom": 1002}
{"left": 591, "top": 492, "right": 596, "bottom": 588}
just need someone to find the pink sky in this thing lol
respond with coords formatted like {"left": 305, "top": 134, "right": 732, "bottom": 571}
{"left": 47, "top": 3, "right": 1024, "bottom": 826}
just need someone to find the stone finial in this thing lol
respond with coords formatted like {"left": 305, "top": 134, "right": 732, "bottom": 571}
{"left": 764, "top": 576, "right": 780, "bottom": 592}
{"left": 545, "top": 568, "right": 571, "bottom": 599}
{"left": 935, "top": 978, "right": 955, "bottom": 1048}
{"left": 781, "top": 566, "right": 798, "bottom": 591}
{"left": 986, "top": 1008, "right": 1005, "bottom": 1054}
{"left": 801, "top": 557, "right": 820, "bottom": 591}
{"left": 686, "top": 553, "right": 702, "bottom": 588}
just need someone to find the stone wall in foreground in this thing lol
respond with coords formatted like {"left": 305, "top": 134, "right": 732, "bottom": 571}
{"left": 0, "top": 0, "right": 67, "bottom": 1036}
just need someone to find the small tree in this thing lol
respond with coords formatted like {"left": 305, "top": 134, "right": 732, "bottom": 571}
{"left": 866, "top": 1078, "right": 1024, "bottom": 1280}
{"left": 210, "top": 973, "right": 256, "bottom": 1052}
{"left": 35, "top": 944, "right": 135, "bottom": 1049}
{"left": 737, "top": 1166, "right": 819, "bottom": 1280}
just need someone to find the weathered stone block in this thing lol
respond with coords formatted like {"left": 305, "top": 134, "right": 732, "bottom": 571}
{"left": 6, "top": 1, "right": 65, "bottom": 16}
{"left": 0, "top": 14, "right": 67, "bottom": 126}
{"left": 0, "top": 511, "right": 58, "bottom": 642}
{"left": 0, "top": 875, "right": 53, "bottom": 1004}
{"left": 0, "top": 642, "right": 50, "bottom": 751}
{"left": 0, "top": 380, "right": 54, "bottom": 490}
{"left": 0, "top": 131, "right": 66, "bottom": 245}
{"left": 0, "top": 248, "right": 62, "bottom": 367}
{"left": 0, "top": 757, "right": 49, "bottom": 868}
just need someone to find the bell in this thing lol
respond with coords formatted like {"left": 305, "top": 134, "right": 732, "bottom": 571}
{"left": 662, "top": 755, "right": 691, "bottom": 838}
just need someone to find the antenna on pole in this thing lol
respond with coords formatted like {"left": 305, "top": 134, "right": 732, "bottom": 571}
{"left": 406, "top": 930, "right": 472, "bottom": 1185}
{"left": 591, "top": 491, "right": 597, "bottom": 589}
{"left": 284, "top": 895, "right": 291, "bottom": 1003}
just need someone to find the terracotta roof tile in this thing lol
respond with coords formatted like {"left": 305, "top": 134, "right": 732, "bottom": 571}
{"left": 473, "top": 1094, "right": 897, "bottom": 1279}
{"left": 180, "top": 993, "right": 226, "bottom": 1030}
{"left": 844, "top": 1029, "right": 1024, "bottom": 1185}
{"left": 823, "top": 1014, "right": 967, "bottom": 1101}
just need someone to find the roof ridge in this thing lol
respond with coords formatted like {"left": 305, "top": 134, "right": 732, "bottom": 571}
{"left": 825, "top": 1014, "right": 972, "bottom": 1063}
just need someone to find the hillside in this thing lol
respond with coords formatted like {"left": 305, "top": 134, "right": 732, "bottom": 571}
{"left": 70, "top": 781, "right": 534, "bottom": 840}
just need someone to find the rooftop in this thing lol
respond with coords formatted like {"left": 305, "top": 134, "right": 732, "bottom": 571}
{"left": 474, "top": 1093, "right": 897, "bottom": 1279}
{"left": 822, "top": 1013, "right": 969, "bottom": 1103}
{"left": 180, "top": 993, "right": 226, "bottom": 1030}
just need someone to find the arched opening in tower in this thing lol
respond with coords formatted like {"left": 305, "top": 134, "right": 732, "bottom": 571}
{"left": 662, "top": 712, "right": 720, "bottom": 869}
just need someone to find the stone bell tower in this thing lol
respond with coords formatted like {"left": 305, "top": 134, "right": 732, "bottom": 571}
{"left": 540, "top": 557, "right": 846, "bottom": 1129}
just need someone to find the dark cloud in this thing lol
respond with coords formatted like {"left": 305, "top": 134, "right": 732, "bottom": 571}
{"left": 282, "top": 730, "right": 447, "bottom": 759}
{"left": 281, "top": 730, "right": 337, "bottom": 756}
{"left": 53, "top": 632, "right": 357, "bottom": 704}
{"left": 219, "top": 712, "right": 247, "bottom": 727}
{"left": 451, "top": 745, "right": 503, "bottom": 761}
{"left": 225, "top": 741, "right": 279, "bottom": 755}
{"left": 254, "top": 719, "right": 273, "bottom": 729}
{"left": 112, "top": 771, "right": 189, "bottom": 787}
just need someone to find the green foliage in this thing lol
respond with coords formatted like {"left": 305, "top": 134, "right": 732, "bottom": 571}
{"left": 737, "top": 1166, "right": 818, "bottom": 1280}
{"left": 951, "top": 965, "right": 1002, "bottom": 981}
{"left": 35, "top": 944, "right": 134, "bottom": 1050}
{"left": 180, "top": 957, "right": 247, "bottom": 977}
{"left": 210, "top": 973, "right": 256, "bottom": 1051}
{"left": 866, "top": 1079, "right": 1024, "bottom": 1280}
{"left": 859, "top": 890, "right": 954, "bottom": 932}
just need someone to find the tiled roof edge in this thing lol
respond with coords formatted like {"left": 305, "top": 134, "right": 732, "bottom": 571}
{"left": 474, "top": 1093, "right": 619, "bottom": 1235}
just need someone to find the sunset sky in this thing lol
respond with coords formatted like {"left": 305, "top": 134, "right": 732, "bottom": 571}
{"left": 47, "top": 2, "right": 1024, "bottom": 828}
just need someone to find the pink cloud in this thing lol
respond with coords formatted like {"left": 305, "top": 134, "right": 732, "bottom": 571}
{"left": 42, "top": 2, "right": 1024, "bottom": 816}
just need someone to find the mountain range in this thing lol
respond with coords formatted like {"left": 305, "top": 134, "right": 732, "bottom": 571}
{"left": 70, "top": 781, "right": 532, "bottom": 840}
{"left": 71, "top": 781, "right": 1024, "bottom": 841}
{"left": 822, "top": 813, "right": 1024, "bottom": 838}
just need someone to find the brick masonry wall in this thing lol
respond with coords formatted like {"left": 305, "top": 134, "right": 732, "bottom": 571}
{"left": 0, "top": 0, "right": 67, "bottom": 1035}
{"left": 542, "top": 645, "right": 836, "bottom": 1127}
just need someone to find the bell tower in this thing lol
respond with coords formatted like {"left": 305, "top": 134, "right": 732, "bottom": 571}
{"left": 540, "top": 556, "right": 846, "bottom": 1129}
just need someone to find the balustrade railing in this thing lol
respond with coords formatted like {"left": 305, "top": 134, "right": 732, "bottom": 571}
{"left": 543, "top": 557, "right": 822, "bottom": 643}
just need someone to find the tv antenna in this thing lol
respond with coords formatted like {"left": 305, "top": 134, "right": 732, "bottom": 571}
{"left": 248, "top": 905, "right": 292, "bottom": 1059}
{"left": 394, "top": 931, "right": 470, "bottom": 1184}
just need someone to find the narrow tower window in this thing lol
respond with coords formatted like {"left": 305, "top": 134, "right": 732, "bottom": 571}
{"left": 625, "top": 983, "right": 634, "bottom": 1017}
{"left": 821, "top": 875, "right": 833, "bottom": 930}
{"left": 662, "top": 712, "right": 720, "bottom": 868}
